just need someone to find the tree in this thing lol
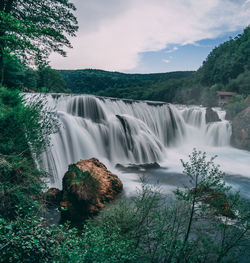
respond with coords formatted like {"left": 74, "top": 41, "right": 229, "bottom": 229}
{"left": 38, "top": 66, "right": 66, "bottom": 92}
{"left": 174, "top": 149, "right": 250, "bottom": 262}
{"left": 23, "top": 67, "right": 39, "bottom": 91}
{"left": 3, "top": 54, "right": 25, "bottom": 89}
{"left": 0, "top": 0, "right": 78, "bottom": 85}
{"left": 175, "top": 150, "right": 227, "bottom": 259}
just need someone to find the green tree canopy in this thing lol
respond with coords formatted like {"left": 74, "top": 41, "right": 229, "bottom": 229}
{"left": 198, "top": 26, "right": 250, "bottom": 86}
{"left": 38, "top": 66, "right": 66, "bottom": 92}
{"left": 0, "top": 0, "right": 78, "bottom": 84}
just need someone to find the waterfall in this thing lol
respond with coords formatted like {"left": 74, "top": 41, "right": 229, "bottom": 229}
{"left": 34, "top": 94, "right": 233, "bottom": 188}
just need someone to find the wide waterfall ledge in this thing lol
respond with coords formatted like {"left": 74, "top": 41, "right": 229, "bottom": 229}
{"left": 25, "top": 93, "right": 250, "bottom": 192}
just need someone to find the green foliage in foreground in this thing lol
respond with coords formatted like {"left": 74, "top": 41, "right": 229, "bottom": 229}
{"left": 1, "top": 150, "right": 249, "bottom": 263}
{"left": 0, "top": 87, "right": 58, "bottom": 219}
{"left": 0, "top": 87, "right": 58, "bottom": 158}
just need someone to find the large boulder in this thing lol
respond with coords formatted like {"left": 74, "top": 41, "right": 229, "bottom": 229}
{"left": 205, "top": 107, "right": 221, "bottom": 123}
{"left": 60, "top": 158, "right": 123, "bottom": 221}
{"left": 232, "top": 107, "right": 250, "bottom": 151}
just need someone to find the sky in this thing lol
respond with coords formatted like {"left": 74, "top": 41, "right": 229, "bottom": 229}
{"left": 50, "top": 0, "right": 250, "bottom": 73}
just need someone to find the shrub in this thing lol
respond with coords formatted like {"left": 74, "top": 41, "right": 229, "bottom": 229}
{"left": 0, "top": 87, "right": 58, "bottom": 219}
{"left": 225, "top": 95, "right": 247, "bottom": 119}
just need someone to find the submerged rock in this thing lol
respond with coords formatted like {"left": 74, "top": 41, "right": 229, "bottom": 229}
{"left": 60, "top": 158, "right": 123, "bottom": 222}
{"left": 116, "top": 162, "right": 160, "bottom": 173}
{"left": 232, "top": 107, "right": 250, "bottom": 151}
{"left": 205, "top": 107, "right": 221, "bottom": 123}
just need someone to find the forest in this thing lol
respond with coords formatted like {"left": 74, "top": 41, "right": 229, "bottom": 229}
{"left": 58, "top": 69, "right": 193, "bottom": 101}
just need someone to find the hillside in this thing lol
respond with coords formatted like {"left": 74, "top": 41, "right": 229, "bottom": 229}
{"left": 172, "top": 26, "right": 250, "bottom": 106}
{"left": 57, "top": 27, "right": 250, "bottom": 105}
{"left": 198, "top": 26, "right": 250, "bottom": 89}
{"left": 58, "top": 69, "right": 194, "bottom": 101}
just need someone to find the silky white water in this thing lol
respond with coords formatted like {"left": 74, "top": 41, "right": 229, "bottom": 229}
{"left": 34, "top": 94, "right": 250, "bottom": 194}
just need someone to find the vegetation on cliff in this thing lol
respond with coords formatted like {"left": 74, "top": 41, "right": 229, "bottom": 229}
{"left": 232, "top": 107, "right": 250, "bottom": 151}
{"left": 2, "top": 55, "right": 68, "bottom": 93}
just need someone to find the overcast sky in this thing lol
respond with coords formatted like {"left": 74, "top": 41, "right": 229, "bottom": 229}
{"left": 50, "top": 0, "right": 250, "bottom": 73}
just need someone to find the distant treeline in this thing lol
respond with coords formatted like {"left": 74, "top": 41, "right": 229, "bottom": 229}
{"left": 58, "top": 69, "right": 193, "bottom": 101}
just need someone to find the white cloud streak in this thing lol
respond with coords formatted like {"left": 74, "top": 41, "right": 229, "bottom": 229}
{"left": 163, "top": 59, "right": 170, "bottom": 63}
{"left": 165, "top": 47, "right": 179, "bottom": 53}
{"left": 50, "top": 0, "right": 250, "bottom": 71}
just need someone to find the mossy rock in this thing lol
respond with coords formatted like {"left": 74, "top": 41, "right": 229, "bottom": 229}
{"left": 61, "top": 159, "right": 123, "bottom": 223}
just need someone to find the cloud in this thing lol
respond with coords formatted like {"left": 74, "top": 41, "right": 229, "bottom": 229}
{"left": 50, "top": 0, "right": 250, "bottom": 71}
{"left": 162, "top": 59, "right": 170, "bottom": 63}
{"left": 165, "top": 47, "right": 179, "bottom": 53}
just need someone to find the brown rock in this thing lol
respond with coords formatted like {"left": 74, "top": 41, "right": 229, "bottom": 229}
{"left": 61, "top": 158, "right": 123, "bottom": 222}
{"left": 45, "top": 188, "right": 62, "bottom": 206}
{"left": 232, "top": 107, "right": 250, "bottom": 151}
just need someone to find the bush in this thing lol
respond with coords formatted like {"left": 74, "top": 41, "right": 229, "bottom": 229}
{"left": 225, "top": 95, "right": 247, "bottom": 119}
{"left": 227, "top": 69, "right": 250, "bottom": 95}
{"left": 0, "top": 87, "right": 58, "bottom": 219}
{"left": 0, "top": 213, "right": 54, "bottom": 263}
{"left": 1, "top": 166, "right": 249, "bottom": 262}
{"left": 78, "top": 151, "right": 250, "bottom": 263}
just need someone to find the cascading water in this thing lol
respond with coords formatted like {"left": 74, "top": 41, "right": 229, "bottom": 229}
{"left": 33, "top": 93, "right": 246, "bottom": 190}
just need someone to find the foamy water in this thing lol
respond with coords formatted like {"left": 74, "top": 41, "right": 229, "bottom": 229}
{"left": 25, "top": 93, "right": 250, "bottom": 196}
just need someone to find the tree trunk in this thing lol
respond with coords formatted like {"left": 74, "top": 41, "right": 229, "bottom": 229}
{"left": 177, "top": 174, "right": 199, "bottom": 263}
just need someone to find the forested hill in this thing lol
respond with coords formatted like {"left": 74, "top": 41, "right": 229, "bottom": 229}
{"left": 58, "top": 69, "right": 193, "bottom": 100}
{"left": 197, "top": 26, "right": 250, "bottom": 93}
{"left": 164, "top": 26, "right": 250, "bottom": 106}
{"left": 58, "top": 27, "right": 250, "bottom": 104}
